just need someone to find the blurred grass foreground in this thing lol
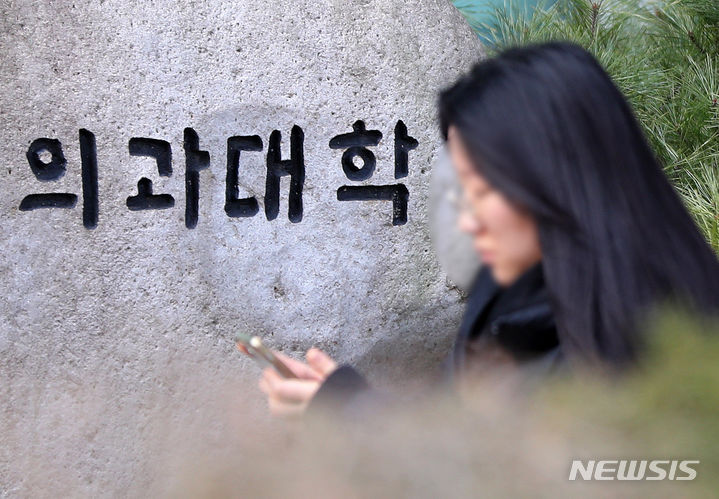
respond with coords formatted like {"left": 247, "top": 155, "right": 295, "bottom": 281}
{"left": 150, "top": 305, "right": 719, "bottom": 498}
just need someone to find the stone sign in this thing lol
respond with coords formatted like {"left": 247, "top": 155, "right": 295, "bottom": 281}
{"left": 0, "top": 0, "right": 481, "bottom": 494}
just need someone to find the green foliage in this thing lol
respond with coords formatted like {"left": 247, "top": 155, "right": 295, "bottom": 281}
{"left": 452, "top": 0, "right": 550, "bottom": 39}
{"left": 453, "top": 0, "right": 719, "bottom": 253}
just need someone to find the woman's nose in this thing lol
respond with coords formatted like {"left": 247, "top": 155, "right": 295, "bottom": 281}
{"left": 457, "top": 207, "right": 480, "bottom": 234}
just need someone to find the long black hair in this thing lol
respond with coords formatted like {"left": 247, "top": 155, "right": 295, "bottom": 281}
{"left": 438, "top": 42, "right": 719, "bottom": 368}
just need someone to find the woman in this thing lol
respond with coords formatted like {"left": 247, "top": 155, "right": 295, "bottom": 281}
{"left": 256, "top": 42, "right": 719, "bottom": 418}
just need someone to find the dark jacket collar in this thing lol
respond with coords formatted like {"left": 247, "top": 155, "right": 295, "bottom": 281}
{"left": 482, "top": 261, "right": 559, "bottom": 357}
{"left": 446, "top": 261, "right": 561, "bottom": 377}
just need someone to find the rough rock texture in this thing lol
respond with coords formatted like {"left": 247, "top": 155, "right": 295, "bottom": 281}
{"left": 0, "top": 0, "right": 481, "bottom": 495}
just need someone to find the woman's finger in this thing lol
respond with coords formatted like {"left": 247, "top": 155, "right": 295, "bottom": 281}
{"left": 262, "top": 367, "right": 319, "bottom": 403}
{"left": 272, "top": 379, "right": 320, "bottom": 403}
{"left": 306, "top": 347, "right": 338, "bottom": 377}
{"left": 260, "top": 368, "right": 320, "bottom": 402}
{"left": 261, "top": 367, "right": 282, "bottom": 392}
{"left": 273, "top": 351, "right": 323, "bottom": 380}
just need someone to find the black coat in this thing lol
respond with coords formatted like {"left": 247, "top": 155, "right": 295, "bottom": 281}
{"left": 443, "top": 260, "right": 564, "bottom": 384}
{"left": 309, "top": 261, "right": 566, "bottom": 416}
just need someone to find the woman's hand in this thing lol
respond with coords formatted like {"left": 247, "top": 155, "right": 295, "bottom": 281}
{"left": 258, "top": 347, "right": 338, "bottom": 418}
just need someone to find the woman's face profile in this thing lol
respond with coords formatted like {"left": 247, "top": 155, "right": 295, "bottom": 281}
{"left": 447, "top": 125, "right": 542, "bottom": 286}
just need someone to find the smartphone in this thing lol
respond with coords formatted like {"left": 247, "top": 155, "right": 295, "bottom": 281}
{"left": 235, "top": 333, "right": 298, "bottom": 379}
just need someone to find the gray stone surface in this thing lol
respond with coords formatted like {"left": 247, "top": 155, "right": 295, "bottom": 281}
{"left": 0, "top": 0, "right": 482, "bottom": 495}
